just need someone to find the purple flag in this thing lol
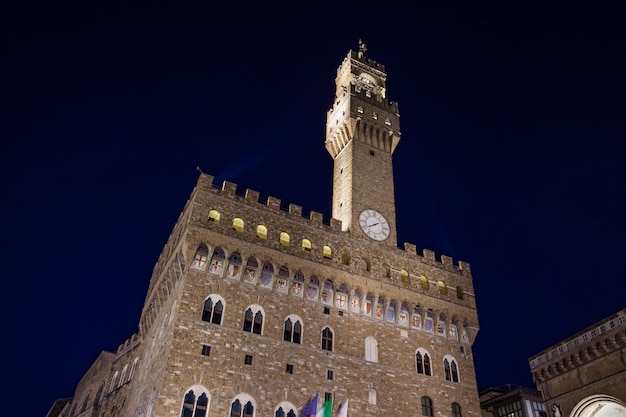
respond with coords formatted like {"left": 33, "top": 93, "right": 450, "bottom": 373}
{"left": 301, "top": 393, "right": 319, "bottom": 417}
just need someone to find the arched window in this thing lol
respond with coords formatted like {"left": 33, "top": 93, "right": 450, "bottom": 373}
{"left": 438, "top": 280, "right": 447, "bottom": 295}
{"left": 416, "top": 349, "right": 432, "bottom": 376}
{"left": 444, "top": 356, "right": 460, "bottom": 382}
{"left": 274, "top": 402, "right": 297, "bottom": 417}
{"left": 259, "top": 261, "right": 274, "bottom": 289}
{"left": 365, "top": 336, "right": 378, "bottom": 362}
{"left": 321, "top": 327, "right": 333, "bottom": 351}
{"left": 191, "top": 245, "right": 209, "bottom": 271}
{"left": 257, "top": 225, "right": 267, "bottom": 239}
{"left": 129, "top": 358, "right": 139, "bottom": 380}
{"left": 400, "top": 270, "right": 409, "bottom": 283}
{"left": 94, "top": 384, "right": 104, "bottom": 406}
{"left": 208, "top": 209, "right": 220, "bottom": 223}
{"left": 421, "top": 397, "right": 433, "bottom": 416}
{"left": 419, "top": 275, "right": 429, "bottom": 289}
{"left": 119, "top": 365, "right": 128, "bottom": 387}
{"left": 362, "top": 257, "right": 371, "bottom": 272}
{"left": 323, "top": 246, "right": 332, "bottom": 259}
{"left": 302, "top": 239, "right": 312, "bottom": 252}
{"left": 452, "top": 403, "right": 462, "bottom": 417}
{"left": 232, "top": 218, "right": 244, "bottom": 232}
{"left": 280, "top": 232, "right": 290, "bottom": 246}
{"left": 208, "top": 247, "right": 225, "bottom": 276}
{"left": 382, "top": 263, "right": 391, "bottom": 278}
{"left": 180, "top": 386, "right": 210, "bottom": 417}
{"left": 109, "top": 371, "right": 119, "bottom": 393}
{"left": 283, "top": 315, "right": 302, "bottom": 344}
{"left": 226, "top": 252, "right": 243, "bottom": 280}
{"left": 291, "top": 271, "right": 305, "bottom": 298}
{"left": 230, "top": 398, "right": 254, "bottom": 417}
{"left": 243, "top": 257, "right": 258, "bottom": 284}
{"left": 202, "top": 295, "right": 224, "bottom": 325}
{"left": 243, "top": 306, "right": 263, "bottom": 335}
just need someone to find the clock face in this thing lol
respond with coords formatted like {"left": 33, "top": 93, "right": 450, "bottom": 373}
{"left": 359, "top": 210, "right": 390, "bottom": 241}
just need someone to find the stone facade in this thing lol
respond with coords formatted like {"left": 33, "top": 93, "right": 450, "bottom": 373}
{"left": 528, "top": 309, "right": 626, "bottom": 417}
{"left": 49, "top": 45, "right": 482, "bottom": 417}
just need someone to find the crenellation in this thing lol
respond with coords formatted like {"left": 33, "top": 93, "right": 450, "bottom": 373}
{"left": 288, "top": 203, "right": 302, "bottom": 217}
{"left": 423, "top": 248, "right": 436, "bottom": 261}
{"left": 266, "top": 195, "right": 281, "bottom": 210}
{"left": 309, "top": 210, "right": 324, "bottom": 225}
{"left": 244, "top": 188, "right": 259, "bottom": 202}
{"left": 221, "top": 180, "right": 237, "bottom": 196}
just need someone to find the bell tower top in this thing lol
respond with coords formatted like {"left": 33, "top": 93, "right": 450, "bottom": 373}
{"left": 326, "top": 42, "right": 402, "bottom": 246}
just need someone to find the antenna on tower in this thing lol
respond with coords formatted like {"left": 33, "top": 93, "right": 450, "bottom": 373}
{"left": 196, "top": 166, "right": 204, "bottom": 174}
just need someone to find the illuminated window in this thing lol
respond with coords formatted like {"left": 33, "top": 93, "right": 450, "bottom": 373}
{"left": 232, "top": 218, "right": 244, "bottom": 232}
{"left": 420, "top": 275, "right": 429, "bottom": 289}
{"left": 438, "top": 281, "right": 448, "bottom": 295}
{"left": 323, "top": 246, "right": 332, "bottom": 259}
{"left": 400, "top": 270, "right": 409, "bottom": 283}
{"left": 208, "top": 210, "right": 220, "bottom": 223}
{"left": 385, "top": 117, "right": 391, "bottom": 126}
{"left": 357, "top": 106, "right": 364, "bottom": 113}
{"left": 280, "top": 232, "right": 290, "bottom": 246}
{"left": 302, "top": 239, "right": 312, "bottom": 252}
{"left": 256, "top": 225, "right": 267, "bottom": 239}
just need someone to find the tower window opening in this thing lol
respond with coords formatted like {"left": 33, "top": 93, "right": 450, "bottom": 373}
{"left": 201, "top": 345, "right": 211, "bottom": 356}
{"left": 244, "top": 355, "right": 253, "bottom": 365}
{"left": 370, "top": 150, "right": 375, "bottom": 156}
{"left": 286, "top": 364, "right": 293, "bottom": 374}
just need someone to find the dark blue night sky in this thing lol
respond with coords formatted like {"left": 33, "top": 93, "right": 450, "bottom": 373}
{"left": 2, "top": 2, "right": 625, "bottom": 416}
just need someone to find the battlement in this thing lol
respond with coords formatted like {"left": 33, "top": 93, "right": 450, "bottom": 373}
{"left": 195, "top": 173, "right": 471, "bottom": 277}
{"left": 349, "top": 49, "right": 386, "bottom": 72}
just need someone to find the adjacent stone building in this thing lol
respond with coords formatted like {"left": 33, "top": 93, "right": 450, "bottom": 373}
{"left": 479, "top": 385, "right": 547, "bottom": 417}
{"left": 48, "top": 42, "right": 482, "bottom": 417}
{"left": 528, "top": 309, "right": 626, "bottom": 417}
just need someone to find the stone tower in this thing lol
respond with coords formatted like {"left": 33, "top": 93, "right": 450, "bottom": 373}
{"left": 48, "top": 43, "right": 481, "bottom": 417}
{"left": 326, "top": 40, "right": 401, "bottom": 246}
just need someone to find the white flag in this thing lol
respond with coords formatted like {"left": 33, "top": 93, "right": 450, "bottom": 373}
{"left": 335, "top": 399, "right": 349, "bottom": 417}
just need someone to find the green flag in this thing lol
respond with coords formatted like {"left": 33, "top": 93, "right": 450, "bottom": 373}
{"left": 316, "top": 398, "right": 333, "bottom": 417}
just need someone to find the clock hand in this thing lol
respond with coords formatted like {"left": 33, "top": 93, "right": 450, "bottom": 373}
{"left": 369, "top": 222, "right": 380, "bottom": 227}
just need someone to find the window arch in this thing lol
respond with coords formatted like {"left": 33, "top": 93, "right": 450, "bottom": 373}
{"left": 202, "top": 295, "right": 224, "bottom": 325}
{"left": 226, "top": 252, "right": 243, "bottom": 280}
{"left": 421, "top": 396, "right": 433, "bottom": 416}
{"left": 382, "top": 263, "right": 391, "bottom": 278}
{"left": 109, "top": 371, "right": 119, "bottom": 393}
{"left": 361, "top": 257, "right": 371, "bottom": 272}
{"left": 452, "top": 402, "right": 462, "bottom": 417}
{"left": 280, "top": 232, "right": 290, "bottom": 246}
{"left": 259, "top": 261, "right": 274, "bottom": 289}
{"left": 257, "top": 225, "right": 267, "bottom": 239}
{"left": 274, "top": 402, "right": 297, "bottom": 417}
{"left": 119, "top": 365, "right": 128, "bottom": 387}
{"left": 129, "top": 358, "right": 139, "bottom": 381}
{"left": 400, "top": 270, "right": 409, "bottom": 283}
{"left": 365, "top": 336, "right": 378, "bottom": 362}
{"left": 438, "top": 280, "right": 448, "bottom": 295}
{"left": 341, "top": 252, "right": 350, "bottom": 265}
{"left": 291, "top": 271, "right": 305, "bottom": 297}
{"left": 283, "top": 315, "right": 302, "bottom": 344}
{"left": 229, "top": 395, "right": 255, "bottom": 417}
{"left": 444, "top": 355, "right": 460, "bottom": 382}
{"left": 416, "top": 348, "right": 432, "bottom": 376}
{"left": 232, "top": 218, "right": 244, "bottom": 232}
{"left": 243, "top": 257, "right": 258, "bottom": 284}
{"left": 180, "top": 385, "right": 210, "bottom": 417}
{"left": 302, "top": 238, "right": 312, "bottom": 252}
{"left": 419, "top": 275, "right": 429, "bottom": 289}
{"left": 208, "top": 210, "right": 220, "bottom": 223}
{"left": 243, "top": 305, "right": 264, "bottom": 335}
{"left": 321, "top": 327, "right": 334, "bottom": 351}
{"left": 191, "top": 245, "right": 209, "bottom": 271}
{"left": 323, "top": 246, "right": 332, "bottom": 259}
{"left": 208, "top": 247, "right": 225, "bottom": 276}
